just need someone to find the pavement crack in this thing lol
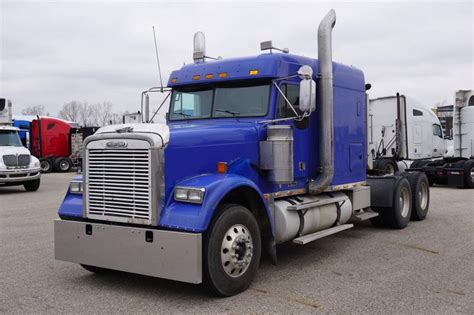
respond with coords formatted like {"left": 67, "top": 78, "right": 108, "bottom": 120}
{"left": 387, "top": 241, "right": 439, "bottom": 254}
{"left": 250, "top": 288, "right": 320, "bottom": 309}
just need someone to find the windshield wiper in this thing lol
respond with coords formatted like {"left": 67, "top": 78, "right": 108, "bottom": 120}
{"left": 215, "top": 109, "right": 240, "bottom": 117}
{"left": 173, "top": 111, "right": 191, "bottom": 119}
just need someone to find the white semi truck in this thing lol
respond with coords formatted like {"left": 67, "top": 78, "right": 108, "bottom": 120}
{"left": 0, "top": 98, "right": 41, "bottom": 191}
{"left": 368, "top": 91, "right": 474, "bottom": 188}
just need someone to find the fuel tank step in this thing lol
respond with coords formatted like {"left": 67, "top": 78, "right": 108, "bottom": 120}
{"left": 351, "top": 209, "right": 379, "bottom": 221}
{"left": 293, "top": 224, "right": 354, "bottom": 245}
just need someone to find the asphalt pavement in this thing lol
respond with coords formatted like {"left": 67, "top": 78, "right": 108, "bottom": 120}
{"left": 1, "top": 173, "right": 473, "bottom": 313}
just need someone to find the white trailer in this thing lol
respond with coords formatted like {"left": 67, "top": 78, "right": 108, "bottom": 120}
{"left": 368, "top": 92, "right": 474, "bottom": 188}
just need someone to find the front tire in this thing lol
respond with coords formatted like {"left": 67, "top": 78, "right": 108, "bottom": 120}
{"left": 376, "top": 159, "right": 398, "bottom": 175}
{"left": 24, "top": 178, "right": 40, "bottom": 191}
{"left": 204, "top": 204, "right": 261, "bottom": 296}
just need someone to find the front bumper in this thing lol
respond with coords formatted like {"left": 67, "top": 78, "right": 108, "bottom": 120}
{"left": 54, "top": 220, "right": 202, "bottom": 284}
{"left": 0, "top": 168, "right": 41, "bottom": 183}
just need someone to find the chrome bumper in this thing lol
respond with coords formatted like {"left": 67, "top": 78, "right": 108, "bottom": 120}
{"left": 0, "top": 168, "right": 41, "bottom": 183}
{"left": 54, "top": 220, "right": 202, "bottom": 284}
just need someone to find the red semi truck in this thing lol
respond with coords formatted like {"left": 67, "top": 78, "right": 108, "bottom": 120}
{"left": 30, "top": 116, "right": 98, "bottom": 172}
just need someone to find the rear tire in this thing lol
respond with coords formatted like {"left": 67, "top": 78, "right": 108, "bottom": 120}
{"left": 23, "top": 178, "right": 40, "bottom": 192}
{"left": 407, "top": 172, "right": 430, "bottom": 221}
{"left": 204, "top": 204, "right": 261, "bottom": 296}
{"left": 40, "top": 159, "right": 52, "bottom": 173}
{"left": 462, "top": 160, "right": 474, "bottom": 188}
{"left": 372, "top": 178, "right": 412, "bottom": 229}
{"left": 55, "top": 157, "right": 72, "bottom": 172}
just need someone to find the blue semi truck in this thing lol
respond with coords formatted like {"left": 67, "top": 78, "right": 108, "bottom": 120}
{"left": 54, "top": 10, "right": 431, "bottom": 296}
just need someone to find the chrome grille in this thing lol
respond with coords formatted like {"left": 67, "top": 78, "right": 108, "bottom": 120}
{"left": 3, "top": 154, "right": 30, "bottom": 167}
{"left": 18, "top": 154, "right": 30, "bottom": 166}
{"left": 86, "top": 148, "right": 152, "bottom": 224}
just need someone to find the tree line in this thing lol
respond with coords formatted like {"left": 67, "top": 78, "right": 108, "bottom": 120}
{"left": 21, "top": 101, "right": 126, "bottom": 127}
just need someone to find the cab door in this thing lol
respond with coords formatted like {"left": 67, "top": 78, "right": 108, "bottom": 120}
{"left": 432, "top": 123, "right": 446, "bottom": 158}
{"left": 276, "top": 82, "right": 310, "bottom": 181}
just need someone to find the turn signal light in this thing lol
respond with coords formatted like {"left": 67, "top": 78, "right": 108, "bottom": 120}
{"left": 217, "top": 162, "right": 228, "bottom": 174}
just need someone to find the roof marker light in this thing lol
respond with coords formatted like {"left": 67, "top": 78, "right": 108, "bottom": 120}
{"left": 192, "top": 75, "right": 201, "bottom": 80}
{"left": 171, "top": 78, "right": 177, "bottom": 83}
{"left": 218, "top": 72, "right": 228, "bottom": 78}
{"left": 249, "top": 69, "right": 259, "bottom": 75}
{"left": 205, "top": 74, "right": 213, "bottom": 79}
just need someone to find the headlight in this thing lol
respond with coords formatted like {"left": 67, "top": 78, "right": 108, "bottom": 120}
{"left": 70, "top": 181, "right": 83, "bottom": 194}
{"left": 174, "top": 187, "right": 205, "bottom": 204}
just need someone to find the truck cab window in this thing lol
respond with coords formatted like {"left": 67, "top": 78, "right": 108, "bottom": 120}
{"left": 278, "top": 84, "right": 300, "bottom": 118}
{"left": 413, "top": 109, "right": 423, "bottom": 116}
{"left": 169, "top": 82, "right": 270, "bottom": 121}
{"left": 169, "top": 89, "right": 213, "bottom": 120}
{"left": 432, "top": 124, "right": 443, "bottom": 138}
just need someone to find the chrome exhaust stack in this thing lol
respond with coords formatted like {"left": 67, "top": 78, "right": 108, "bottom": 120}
{"left": 309, "top": 9, "right": 336, "bottom": 195}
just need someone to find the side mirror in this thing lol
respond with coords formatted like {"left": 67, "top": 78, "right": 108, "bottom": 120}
{"left": 298, "top": 66, "right": 316, "bottom": 113}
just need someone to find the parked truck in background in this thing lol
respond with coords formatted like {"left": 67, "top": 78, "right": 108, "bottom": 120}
{"left": 13, "top": 115, "right": 98, "bottom": 173}
{"left": 369, "top": 92, "right": 474, "bottom": 188}
{"left": 54, "top": 10, "right": 432, "bottom": 296}
{"left": 0, "top": 98, "right": 41, "bottom": 191}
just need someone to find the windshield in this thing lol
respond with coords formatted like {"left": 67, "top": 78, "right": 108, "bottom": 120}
{"left": 0, "top": 130, "right": 23, "bottom": 147}
{"left": 169, "top": 82, "right": 270, "bottom": 121}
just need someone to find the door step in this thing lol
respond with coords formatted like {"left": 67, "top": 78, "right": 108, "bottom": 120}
{"left": 293, "top": 224, "right": 354, "bottom": 245}
{"left": 351, "top": 209, "right": 379, "bottom": 221}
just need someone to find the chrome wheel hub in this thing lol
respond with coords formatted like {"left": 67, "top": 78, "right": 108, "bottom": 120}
{"left": 419, "top": 182, "right": 428, "bottom": 210}
{"left": 221, "top": 224, "right": 253, "bottom": 278}
{"left": 400, "top": 186, "right": 410, "bottom": 218}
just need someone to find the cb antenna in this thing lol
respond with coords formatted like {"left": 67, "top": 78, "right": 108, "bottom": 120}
{"left": 152, "top": 26, "right": 164, "bottom": 92}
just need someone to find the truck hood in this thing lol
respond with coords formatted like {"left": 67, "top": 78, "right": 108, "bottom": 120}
{"left": 0, "top": 146, "right": 31, "bottom": 156}
{"left": 96, "top": 123, "right": 170, "bottom": 148}
{"left": 168, "top": 122, "right": 261, "bottom": 148}
{"left": 164, "top": 121, "right": 262, "bottom": 198}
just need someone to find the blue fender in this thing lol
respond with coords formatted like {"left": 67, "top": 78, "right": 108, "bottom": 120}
{"left": 58, "top": 175, "right": 84, "bottom": 218}
{"left": 159, "top": 173, "right": 273, "bottom": 233}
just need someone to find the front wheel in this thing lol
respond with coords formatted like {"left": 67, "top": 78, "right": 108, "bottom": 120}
{"left": 24, "top": 178, "right": 40, "bottom": 191}
{"left": 204, "top": 204, "right": 261, "bottom": 296}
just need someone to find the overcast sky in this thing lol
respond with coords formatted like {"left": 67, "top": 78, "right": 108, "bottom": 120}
{"left": 1, "top": 1, "right": 473, "bottom": 117}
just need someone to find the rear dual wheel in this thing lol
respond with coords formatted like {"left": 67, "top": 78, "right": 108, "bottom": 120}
{"left": 40, "top": 159, "right": 53, "bottom": 173}
{"left": 371, "top": 178, "right": 412, "bottom": 229}
{"left": 407, "top": 172, "right": 430, "bottom": 221}
{"left": 54, "top": 157, "right": 72, "bottom": 172}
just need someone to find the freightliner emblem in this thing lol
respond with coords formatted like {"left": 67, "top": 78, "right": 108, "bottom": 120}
{"left": 106, "top": 141, "right": 128, "bottom": 148}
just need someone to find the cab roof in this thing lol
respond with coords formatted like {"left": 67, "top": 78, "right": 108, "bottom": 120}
{"left": 167, "top": 53, "right": 365, "bottom": 92}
